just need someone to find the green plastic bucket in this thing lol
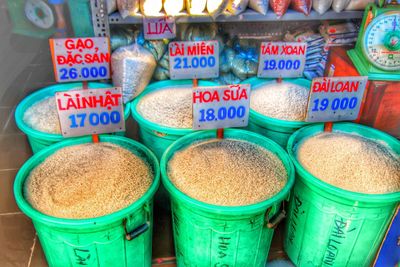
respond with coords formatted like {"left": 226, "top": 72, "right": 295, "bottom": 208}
{"left": 242, "top": 77, "right": 312, "bottom": 148}
{"left": 14, "top": 135, "right": 160, "bottom": 267}
{"left": 131, "top": 80, "right": 218, "bottom": 159}
{"left": 284, "top": 122, "right": 400, "bottom": 267}
{"left": 15, "top": 82, "right": 131, "bottom": 154}
{"left": 161, "top": 129, "right": 295, "bottom": 266}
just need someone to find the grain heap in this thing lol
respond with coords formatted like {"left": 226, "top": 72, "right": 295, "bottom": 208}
{"left": 23, "top": 97, "right": 61, "bottom": 134}
{"left": 25, "top": 142, "right": 153, "bottom": 219}
{"left": 251, "top": 81, "right": 309, "bottom": 121}
{"left": 168, "top": 139, "right": 287, "bottom": 206}
{"left": 297, "top": 132, "right": 400, "bottom": 194}
{"left": 137, "top": 87, "right": 193, "bottom": 128}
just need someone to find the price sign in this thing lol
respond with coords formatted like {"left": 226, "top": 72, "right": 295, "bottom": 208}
{"left": 257, "top": 42, "right": 307, "bottom": 78}
{"left": 56, "top": 87, "right": 125, "bottom": 137}
{"left": 143, "top": 17, "right": 176, "bottom": 40}
{"left": 49, "top": 37, "right": 111, "bottom": 83}
{"left": 192, "top": 84, "right": 250, "bottom": 130}
{"left": 169, "top": 41, "right": 219, "bottom": 80}
{"left": 306, "top": 76, "right": 368, "bottom": 122}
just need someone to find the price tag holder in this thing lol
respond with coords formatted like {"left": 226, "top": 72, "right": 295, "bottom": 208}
{"left": 143, "top": 17, "right": 176, "bottom": 40}
{"left": 169, "top": 41, "right": 219, "bottom": 80}
{"left": 49, "top": 37, "right": 111, "bottom": 83}
{"left": 192, "top": 84, "right": 250, "bottom": 130}
{"left": 257, "top": 42, "right": 307, "bottom": 78}
{"left": 306, "top": 76, "right": 368, "bottom": 122}
{"left": 56, "top": 87, "right": 125, "bottom": 137}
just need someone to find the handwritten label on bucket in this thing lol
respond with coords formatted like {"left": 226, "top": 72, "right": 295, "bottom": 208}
{"left": 258, "top": 42, "right": 307, "bottom": 78}
{"left": 169, "top": 41, "right": 219, "bottom": 80}
{"left": 49, "top": 37, "right": 111, "bottom": 82}
{"left": 306, "top": 76, "right": 368, "bottom": 122}
{"left": 192, "top": 84, "right": 250, "bottom": 130}
{"left": 143, "top": 17, "right": 176, "bottom": 40}
{"left": 55, "top": 87, "right": 125, "bottom": 137}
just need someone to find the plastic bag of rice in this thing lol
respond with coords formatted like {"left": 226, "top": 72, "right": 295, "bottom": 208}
{"left": 297, "top": 132, "right": 400, "bottom": 194}
{"left": 140, "top": 0, "right": 163, "bottom": 16}
{"left": 111, "top": 44, "right": 157, "bottom": 103}
{"left": 164, "top": 0, "right": 185, "bottom": 16}
{"left": 117, "top": 0, "right": 139, "bottom": 18}
{"left": 250, "top": 81, "right": 309, "bottom": 121}
{"left": 291, "top": 0, "right": 312, "bottom": 15}
{"left": 136, "top": 86, "right": 193, "bottom": 128}
{"left": 207, "top": 0, "right": 230, "bottom": 19}
{"left": 185, "top": 0, "right": 207, "bottom": 15}
{"left": 228, "top": 0, "right": 250, "bottom": 15}
{"left": 270, "top": 0, "right": 291, "bottom": 18}
{"left": 25, "top": 142, "right": 153, "bottom": 219}
{"left": 331, "top": 0, "right": 350, "bottom": 12}
{"left": 168, "top": 138, "right": 288, "bottom": 206}
{"left": 107, "top": 0, "right": 118, "bottom": 14}
{"left": 248, "top": 0, "right": 269, "bottom": 15}
{"left": 312, "top": 0, "right": 333, "bottom": 15}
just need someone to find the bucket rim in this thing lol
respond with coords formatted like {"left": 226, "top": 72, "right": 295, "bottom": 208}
{"left": 243, "top": 77, "right": 312, "bottom": 128}
{"left": 160, "top": 129, "right": 295, "bottom": 216}
{"left": 287, "top": 122, "right": 400, "bottom": 203}
{"left": 15, "top": 82, "right": 130, "bottom": 141}
{"left": 131, "top": 80, "right": 218, "bottom": 136}
{"left": 14, "top": 135, "right": 160, "bottom": 229}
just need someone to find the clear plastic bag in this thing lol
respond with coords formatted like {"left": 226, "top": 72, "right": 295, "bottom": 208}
{"left": 185, "top": 0, "right": 207, "bottom": 15}
{"left": 153, "top": 65, "right": 170, "bottom": 80}
{"left": 164, "top": 0, "right": 185, "bottom": 16}
{"left": 207, "top": 0, "right": 230, "bottom": 18}
{"left": 291, "top": 0, "right": 312, "bottom": 15}
{"left": 117, "top": 0, "right": 139, "bottom": 18}
{"left": 331, "top": 0, "right": 350, "bottom": 12}
{"left": 107, "top": 0, "right": 118, "bottom": 14}
{"left": 312, "top": 0, "right": 332, "bottom": 14}
{"left": 220, "top": 47, "right": 236, "bottom": 73}
{"left": 110, "top": 28, "right": 135, "bottom": 51}
{"left": 111, "top": 44, "right": 157, "bottom": 103}
{"left": 345, "top": 0, "right": 374, "bottom": 10}
{"left": 140, "top": 0, "right": 163, "bottom": 16}
{"left": 270, "top": 0, "right": 291, "bottom": 18}
{"left": 180, "top": 23, "right": 218, "bottom": 41}
{"left": 248, "top": 0, "right": 269, "bottom": 15}
{"left": 228, "top": 0, "right": 250, "bottom": 15}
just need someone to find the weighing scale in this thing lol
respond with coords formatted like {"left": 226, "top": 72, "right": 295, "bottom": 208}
{"left": 348, "top": 3, "right": 400, "bottom": 80}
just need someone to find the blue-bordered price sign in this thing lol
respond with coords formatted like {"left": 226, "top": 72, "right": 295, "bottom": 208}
{"left": 306, "top": 76, "right": 368, "bottom": 122}
{"left": 56, "top": 87, "right": 125, "bottom": 137}
{"left": 169, "top": 41, "right": 219, "bottom": 80}
{"left": 192, "top": 84, "right": 250, "bottom": 130}
{"left": 144, "top": 17, "right": 176, "bottom": 40}
{"left": 49, "top": 37, "right": 111, "bottom": 82}
{"left": 257, "top": 42, "right": 307, "bottom": 78}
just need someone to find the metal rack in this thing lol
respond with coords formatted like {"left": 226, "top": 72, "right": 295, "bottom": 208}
{"left": 108, "top": 10, "right": 364, "bottom": 25}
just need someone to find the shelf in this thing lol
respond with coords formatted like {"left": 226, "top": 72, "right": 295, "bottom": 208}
{"left": 109, "top": 9, "right": 364, "bottom": 24}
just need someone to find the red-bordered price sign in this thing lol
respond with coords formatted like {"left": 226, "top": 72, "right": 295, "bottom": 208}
{"left": 306, "top": 76, "right": 368, "bottom": 122}
{"left": 49, "top": 37, "right": 111, "bottom": 83}
{"left": 192, "top": 84, "right": 251, "bottom": 130}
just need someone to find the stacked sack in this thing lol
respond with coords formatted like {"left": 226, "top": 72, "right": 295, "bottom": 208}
{"left": 285, "top": 29, "right": 328, "bottom": 80}
{"left": 313, "top": 0, "right": 374, "bottom": 14}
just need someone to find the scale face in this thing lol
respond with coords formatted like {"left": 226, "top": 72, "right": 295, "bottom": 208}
{"left": 348, "top": 4, "right": 400, "bottom": 80}
{"left": 363, "top": 11, "right": 400, "bottom": 71}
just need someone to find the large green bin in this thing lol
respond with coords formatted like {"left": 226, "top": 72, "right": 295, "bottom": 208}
{"left": 67, "top": 0, "right": 95, "bottom": 37}
{"left": 131, "top": 80, "right": 217, "bottom": 159}
{"left": 243, "top": 77, "right": 311, "bottom": 148}
{"left": 284, "top": 122, "right": 400, "bottom": 266}
{"left": 14, "top": 135, "right": 160, "bottom": 267}
{"left": 161, "top": 129, "right": 295, "bottom": 266}
{"left": 15, "top": 82, "right": 131, "bottom": 154}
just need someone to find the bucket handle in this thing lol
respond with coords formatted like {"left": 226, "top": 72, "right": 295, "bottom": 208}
{"left": 123, "top": 219, "right": 150, "bottom": 241}
{"left": 265, "top": 202, "right": 286, "bottom": 229}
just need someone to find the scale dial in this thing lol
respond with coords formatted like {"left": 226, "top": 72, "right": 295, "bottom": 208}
{"left": 363, "top": 11, "right": 400, "bottom": 71}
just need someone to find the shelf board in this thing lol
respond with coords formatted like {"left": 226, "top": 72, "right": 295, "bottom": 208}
{"left": 109, "top": 9, "right": 364, "bottom": 24}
